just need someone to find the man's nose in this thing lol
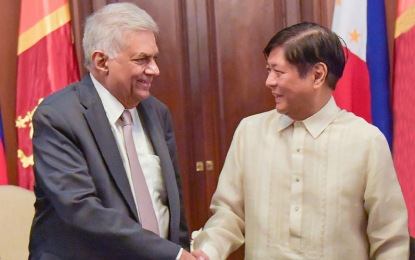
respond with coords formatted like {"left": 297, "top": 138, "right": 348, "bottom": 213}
{"left": 265, "top": 74, "right": 276, "bottom": 88}
{"left": 145, "top": 60, "right": 160, "bottom": 76}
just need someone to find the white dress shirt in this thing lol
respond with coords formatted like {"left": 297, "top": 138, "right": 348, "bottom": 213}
{"left": 194, "top": 97, "right": 409, "bottom": 260}
{"left": 91, "top": 74, "right": 170, "bottom": 238}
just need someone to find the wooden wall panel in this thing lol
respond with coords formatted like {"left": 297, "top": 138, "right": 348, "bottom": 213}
{"left": 274, "top": 0, "right": 287, "bottom": 29}
{"left": 69, "top": 0, "right": 94, "bottom": 78}
{"left": 286, "top": 0, "right": 301, "bottom": 26}
{"left": 324, "top": 0, "right": 335, "bottom": 29}
{"left": 184, "top": 0, "right": 223, "bottom": 228}
{"left": 299, "top": 0, "right": 333, "bottom": 27}
{"left": 300, "top": 0, "right": 317, "bottom": 23}
{"left": 213, "top": 0, "right": 279, "bottom": 161}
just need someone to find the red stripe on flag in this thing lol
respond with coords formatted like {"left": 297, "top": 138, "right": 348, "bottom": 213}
{"left": 397, "top": 0, "right": 415, "bottom": 17}
{"left": 333, "top": 47, "right": 372, "bottom": 123}
{"left": 19, "top": 0, "right": 68, "bottom": 35}
{"left": 393, "top": 23, "right": 415, "bottom": 237}
{"left": 16, "top": 21, "right": 79, "bottom": 190}
{"left": 17, "top": 22, "right": 79, "bottom": 101}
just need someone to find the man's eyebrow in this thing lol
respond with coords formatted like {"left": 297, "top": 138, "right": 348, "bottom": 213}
{"left": 137, "top": 52, "right": 159, "bottom": 58}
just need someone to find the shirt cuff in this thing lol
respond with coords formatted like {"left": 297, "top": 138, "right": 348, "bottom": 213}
{"left": 176, "top": 248, "right": 183, "bottom": 260}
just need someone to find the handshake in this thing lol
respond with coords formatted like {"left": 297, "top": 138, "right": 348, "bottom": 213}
{"left": 181, "top": 228, "right": 210, "bottom": 260}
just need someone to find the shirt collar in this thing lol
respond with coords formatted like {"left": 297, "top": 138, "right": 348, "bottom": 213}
{"left": 90, "top": 73, "right": 125, "bottom": 124}
{"left": 277, "top": 114, "right": 295, "bottom": 132}
{"left": 277, "top": 96, "right": 340, "bottom": 139}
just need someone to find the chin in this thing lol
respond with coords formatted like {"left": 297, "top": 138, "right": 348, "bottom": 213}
{"left": 275, "top": 105, "right": 287, "bottom": 115}
{"left": 135, "top": 91, "right": 151, "bottom": 101}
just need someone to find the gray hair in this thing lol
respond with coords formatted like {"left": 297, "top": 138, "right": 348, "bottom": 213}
{"left": 82, "top": 2, "right": 159, "bottom": 69}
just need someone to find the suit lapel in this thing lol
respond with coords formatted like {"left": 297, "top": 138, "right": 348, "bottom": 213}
{"left": 79, "top": 75, "right": 139, "bottom": 221}
{"left": 137, "top": 102, "right": 180, "bottom": 240}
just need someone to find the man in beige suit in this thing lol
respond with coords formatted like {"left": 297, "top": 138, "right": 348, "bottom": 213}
{"left": 192, "top": 22, "right": 409, "bottom": 260}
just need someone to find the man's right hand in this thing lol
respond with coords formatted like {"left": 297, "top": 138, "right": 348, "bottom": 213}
{"left": 192, "top": 249, "right": 210, "bottom": 260}
{"left": 180, "top": 250, "right": 196, "bottom": 260}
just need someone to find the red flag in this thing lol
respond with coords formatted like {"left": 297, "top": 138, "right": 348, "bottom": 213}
{"left": 16, "top": 0, "right": 80, "bottom": 190}
{"left": 0, "top": 103, "right": 8, "bottom": 185}
{"left": 393, "top": 0, "right": 415, "bottom": 236}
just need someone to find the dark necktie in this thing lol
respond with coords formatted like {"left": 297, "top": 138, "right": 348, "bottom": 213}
{"left": 121, "top": 110, "right": 159, "bottom": 235}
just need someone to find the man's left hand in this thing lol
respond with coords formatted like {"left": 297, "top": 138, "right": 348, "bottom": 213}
{"left": 180, "top": 250, "right": 196, "bottom": 260}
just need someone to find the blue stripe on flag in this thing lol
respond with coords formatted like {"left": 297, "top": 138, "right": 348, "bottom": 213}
{"left": 0, "top": 104, "right": 4, "bottom": 147}
{"left": 366, "top": 0, "right": 393, "bottom": 148}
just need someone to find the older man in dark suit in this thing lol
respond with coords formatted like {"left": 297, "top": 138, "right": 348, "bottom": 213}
{"left": 29, "top": 3, "right": 193, "bottom": 260}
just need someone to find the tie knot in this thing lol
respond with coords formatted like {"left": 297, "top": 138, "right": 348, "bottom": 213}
{"left": 121, "top": 110, "right": 132, "bottom": 126}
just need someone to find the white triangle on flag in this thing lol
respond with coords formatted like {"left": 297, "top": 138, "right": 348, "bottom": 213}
{"left": 332, "top": 0, "right": 367, "bottom": 62}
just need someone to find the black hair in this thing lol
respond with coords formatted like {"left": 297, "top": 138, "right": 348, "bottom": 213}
{"left": 263, "top": 22, "right": 346, "bottom": 90}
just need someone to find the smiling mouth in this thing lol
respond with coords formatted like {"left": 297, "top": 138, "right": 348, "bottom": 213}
{"left": 138, "top": 79, "right": 150, "bottom": 84}
{"left": 272, "top": 92, "right": 282, "bottom": 98}
{"left": 137, "top": 79, "right": 152, "bottom": 87}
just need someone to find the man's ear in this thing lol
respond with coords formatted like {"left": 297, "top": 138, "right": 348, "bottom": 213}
{"left": 313, "top": 62, "right": 328, "bottom": 89}
{"left": 91, "top": 51, "right": 108, "bottom": 73}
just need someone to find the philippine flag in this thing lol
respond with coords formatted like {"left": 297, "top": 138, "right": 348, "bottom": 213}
{"left": 332, "top": 0, "right": 393, "bottom": 147}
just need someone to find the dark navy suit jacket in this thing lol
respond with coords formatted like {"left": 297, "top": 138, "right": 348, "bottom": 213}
{"left": 29, "top": 74, "right": 189, "bottom": 260}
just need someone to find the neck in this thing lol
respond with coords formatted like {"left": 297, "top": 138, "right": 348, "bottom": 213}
{"left": 289, "top": 87, "right": 332, "bottom": 121}
{"left": 89, "top": 69, "right": 105, "bottom": 86}
{"left": 311, "top": 89, "right": 332, "bottom": 117}
{"left": 89, "top": 70, "right": 139, "bottom": 109}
